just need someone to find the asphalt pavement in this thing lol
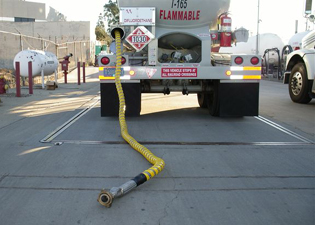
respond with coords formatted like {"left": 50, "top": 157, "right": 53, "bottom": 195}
{"left": 0, "top": 68, "right": 314, "bottom": 225}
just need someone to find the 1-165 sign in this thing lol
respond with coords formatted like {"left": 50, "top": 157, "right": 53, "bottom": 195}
{"left": 126, "top": 26, "right": 154, "bottom": 52}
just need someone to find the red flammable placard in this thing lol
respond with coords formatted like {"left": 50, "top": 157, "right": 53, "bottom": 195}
{"left": 126, "top": 26, "right": 154, "bottom": 52}
{"left": 161, "top": 68, "right": 197, "bottom": 77}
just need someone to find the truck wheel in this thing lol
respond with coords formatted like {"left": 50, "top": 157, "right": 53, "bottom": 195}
{"left": 289, "top": 63, "right": 312, "bottom": 104}
{"left": 197, "top": 93, "right": 208, "bottom": 108}
{"left": 207, "top": 82, "right": 220, "bottom": 116}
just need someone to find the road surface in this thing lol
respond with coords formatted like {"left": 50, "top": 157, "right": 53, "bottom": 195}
{"left": 0, "top": 68, "right": 314, "bottom": 225}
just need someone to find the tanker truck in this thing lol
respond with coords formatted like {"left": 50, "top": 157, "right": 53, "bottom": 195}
{"left": 98, "top": 0, "right": 262, "bottom": 117}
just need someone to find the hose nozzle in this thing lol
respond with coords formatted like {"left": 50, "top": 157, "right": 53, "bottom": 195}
{"left": 97, "top": 190, "right": 114, "bottom": 208}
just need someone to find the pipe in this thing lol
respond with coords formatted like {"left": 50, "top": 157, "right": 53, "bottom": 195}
{"left": 15, "top": 61, "right": 21, "bottom": 97}
{"left": 256, "top": 0, "right": 260, "bottom": 55}
{"left": 77, "top": 62, "right": 81, "bottom": 85}
{"left": 83, "top": 62, "right": 86, "bottom": 83}
{"left": 28, "top": 61, "right": 33, "bottom": 94}
{"left": 97, "top": 30, "right": 165, "bottom": 208}
{"left": 110, "top": 27, "right": 125, "bottom": 40}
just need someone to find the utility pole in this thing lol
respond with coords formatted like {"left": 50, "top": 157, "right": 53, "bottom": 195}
{"left": 256, "top": 0, "right": 260, "bottom": 55}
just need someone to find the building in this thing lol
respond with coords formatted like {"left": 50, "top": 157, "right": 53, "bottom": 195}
{"left": 0, "top": 0, "right": 46, "bottom": 22}
{"left": 0, "top": 0, "right": 92, "bottom": 69}
{"left": 0, "top": 0, "right": 90, "bottom": 43}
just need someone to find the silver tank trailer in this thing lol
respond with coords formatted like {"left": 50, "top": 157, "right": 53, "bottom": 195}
{"left": 118, "top": 0, "right": 230, "bottom": 29}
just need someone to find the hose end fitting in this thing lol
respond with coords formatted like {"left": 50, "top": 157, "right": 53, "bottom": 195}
{"left": 111, "top": 27, "right": 125, "bottom": 40}
{"left": 97, "top": 190, "right": 114, "bottom": 208}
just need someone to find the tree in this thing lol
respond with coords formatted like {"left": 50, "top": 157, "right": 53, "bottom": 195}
{"left": 96, "top": 13, "right": 105, "bottom": 28}
{"left": 95, "top": 0, "right": 119, "bottom": 44}
{"left": 103, "top": 0, "right": 119, "bottom": 31}
{"left": 95, "top": 13, "right": 111, "bottom": 44}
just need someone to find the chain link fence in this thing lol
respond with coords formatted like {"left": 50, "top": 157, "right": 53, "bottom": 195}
{"left": 0, "top": 30, "right": 95, "bottom": 87}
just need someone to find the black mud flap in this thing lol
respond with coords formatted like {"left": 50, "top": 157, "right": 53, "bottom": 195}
{"left": 218, "top": 82, "right": 259, "bottom": 117}
{"left": 100, "top": 83, "right": 141, "bottom": 117}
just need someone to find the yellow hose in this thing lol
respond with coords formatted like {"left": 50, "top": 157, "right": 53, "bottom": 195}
{"left": 97, "top": 30, "right": 165, "bottom": 207}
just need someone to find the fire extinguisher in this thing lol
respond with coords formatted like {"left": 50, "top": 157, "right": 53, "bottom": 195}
{"left": 219, "top": 13, "right": 232, "bottom": 47}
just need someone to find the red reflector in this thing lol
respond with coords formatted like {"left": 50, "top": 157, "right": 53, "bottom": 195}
{"left": 294, "top": 47, "right": 300, "bottom": 51}
{"left": 101, "top": 57, "right": 110, "bottom": 65}
{"left": 250, "top": 57, "right": 260, "bottom": 65}
{"left": 121, "top": 57, "right": 126, "bottom": 65}
{"left": 234, "top": 56, "right": 243, "bottom": 65}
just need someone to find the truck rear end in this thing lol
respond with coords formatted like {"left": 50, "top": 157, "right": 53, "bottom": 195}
{"left": 99, "top": 0, "right": 261, "bottom": 117}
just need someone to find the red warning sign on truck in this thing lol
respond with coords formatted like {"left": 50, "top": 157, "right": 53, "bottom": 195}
{"left": 126, "top": 26, "right": 154, "bottom": 52}
{"left": 161, "top": 68, "right": 198, "bottom": 77}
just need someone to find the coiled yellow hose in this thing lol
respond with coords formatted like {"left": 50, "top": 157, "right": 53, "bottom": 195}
{"left": 97, "top": 30, "right": 165, "bottom": 208}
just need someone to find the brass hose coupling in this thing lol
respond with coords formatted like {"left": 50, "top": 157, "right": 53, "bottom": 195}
{"left": 98, "top": 180, "right": 137, "bottom": 207}
{"left": 97, "top": 190, "right": 113, "bottom": 208}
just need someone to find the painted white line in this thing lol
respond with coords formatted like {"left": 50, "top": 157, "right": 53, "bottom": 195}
{"left": 40, "top": 98, "right": 99, "bottom": 143}
{"left": 255, "top": 116, "right": 314, "bottom": 144}
{"left": 53, "top": 140, "right": 313, "bottom": 146}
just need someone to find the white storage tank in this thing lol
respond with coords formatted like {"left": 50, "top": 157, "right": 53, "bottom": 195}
{"left": 13, "top": 50, "right": 58, "bottom": 77}
{"left": 118, "top": 0, "right": 230, "bottom": 29}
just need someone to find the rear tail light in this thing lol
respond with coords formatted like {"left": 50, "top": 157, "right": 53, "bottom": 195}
{"left": 234, "top": 56, "right": 243, "bottom": 65}
{"left": 250, "top": 57, "right": 260, "bottom": 65}
{"left": 294, "top": 47, "right": 300, "bottom": 51}
{"left": 101, "top": 57, "right": 110, "bottom": 65}
{"left": 121, "top": 57, "right": 126, "bottom": 65}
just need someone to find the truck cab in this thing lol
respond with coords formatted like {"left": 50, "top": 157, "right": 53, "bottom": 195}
{"left": 284, "top": 30, "right": 315, "bottom": 103}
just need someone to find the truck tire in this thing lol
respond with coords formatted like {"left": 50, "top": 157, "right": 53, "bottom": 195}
{"left": 289, "top": 63, "right": 312, "bottom": 104}
{"left": 197, "top": 93, "right": 208, "bottom": 108}
{"left": 207, "top": 81, "right": 220, "bottom": 116}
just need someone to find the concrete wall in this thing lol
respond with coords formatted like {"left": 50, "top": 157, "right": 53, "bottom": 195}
{"left": 0, "top": 0, "right": 93, "bottom": 75}
{"left": 0, "top": 21, "right": 90, "bottom": 42}
{"left": 0, "top": 0, "right": 46, "bottom": 20}
{"left": 0, "top": 21, "right": 92, "bottom": 70}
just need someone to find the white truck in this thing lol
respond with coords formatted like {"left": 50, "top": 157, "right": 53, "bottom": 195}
{"left": 98, "top": 0, "right": 261, "bottom": 117}
{"left": 283, "top": 0, "right": 315, "bottom": 104}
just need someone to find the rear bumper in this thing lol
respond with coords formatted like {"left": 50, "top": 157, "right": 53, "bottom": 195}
{"left": 99, "top": 65, "right": 261, "bottom": 82}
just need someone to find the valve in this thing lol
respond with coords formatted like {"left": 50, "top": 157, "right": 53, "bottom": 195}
{"left": 59, "top": 53, "right": 73, "bottom": 84}
{"left": 160, "top": 53, "right": 169, "bottom": 62}
{"left": 63, "top": 53, "right": 73, "bottom": 61}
